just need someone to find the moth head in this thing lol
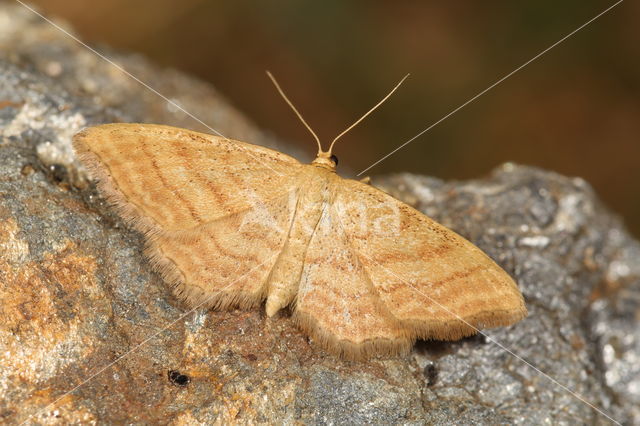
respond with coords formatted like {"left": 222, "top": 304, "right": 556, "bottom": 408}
{"left": 311, "top": 151, "right": 338, "bottom": 171}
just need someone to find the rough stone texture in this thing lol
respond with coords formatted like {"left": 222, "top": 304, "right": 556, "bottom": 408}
{"left": 0, "top": 3, "right": 638, "bottom": 425}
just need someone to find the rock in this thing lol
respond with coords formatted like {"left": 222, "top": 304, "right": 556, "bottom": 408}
{"left": 0, "top": 3, "right": 638, "bottom": 424}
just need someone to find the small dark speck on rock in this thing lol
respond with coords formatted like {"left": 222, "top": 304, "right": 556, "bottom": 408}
{"left": 168, "top": 370, "right": 190, "bottom": 387}
{"left": 424, "top": 363, "right": 438, "bottom": 386}
{"left": 49, "top": 164, "right": 68, "bottom": 183}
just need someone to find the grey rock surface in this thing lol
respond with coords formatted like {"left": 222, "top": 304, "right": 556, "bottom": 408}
{"left": 1, "top": 3, "right": 638, "bottom": 425}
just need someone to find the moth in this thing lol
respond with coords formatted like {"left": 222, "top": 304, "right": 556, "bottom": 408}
{"left": 73, "top": 74, "right": 526, "bottom": 360}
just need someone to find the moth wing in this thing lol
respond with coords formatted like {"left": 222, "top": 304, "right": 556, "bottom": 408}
{"left": 73, "top": 123, "right": 302, "bottom": 308}
{"left": 294, "top": 203, "right": 411, "bottom": 360}
{"left": 152, "top": 189, "right": 297, "bottom": 309}
{"left": 333, "top": 179, "right": 527, "bottom": 342}
{"left": 73, "top": 123, "right": 302, "bottom": 233}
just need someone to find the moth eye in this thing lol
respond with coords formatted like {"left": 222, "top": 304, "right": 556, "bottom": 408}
{"left": 330, "top": 154, "right": 339, "bottom": 166}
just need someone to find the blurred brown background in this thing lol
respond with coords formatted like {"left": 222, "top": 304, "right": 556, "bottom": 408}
{"left": 23, "top": 0, "right": 640, "bottom": 237}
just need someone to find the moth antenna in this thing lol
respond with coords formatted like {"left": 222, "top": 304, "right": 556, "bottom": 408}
{"left": 328, "top": 74, "right": 409, "bottom": 155}
{"left": 266, "top": 71, "right": 323, "bottom": 154}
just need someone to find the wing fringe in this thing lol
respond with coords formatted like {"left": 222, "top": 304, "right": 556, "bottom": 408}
{"left": 293, "top": 310, "right": 413, "bottom": 361}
